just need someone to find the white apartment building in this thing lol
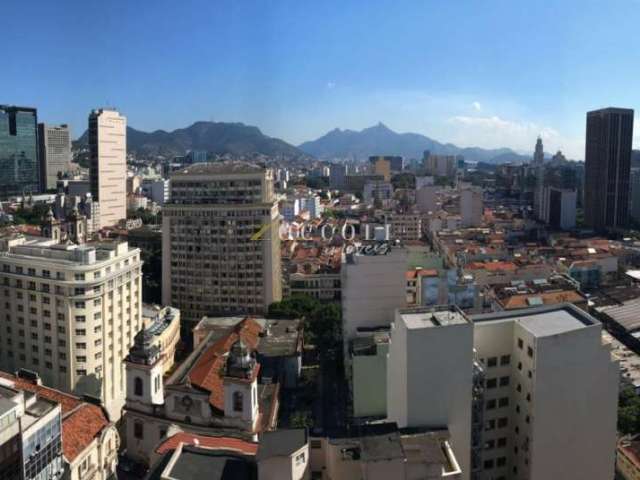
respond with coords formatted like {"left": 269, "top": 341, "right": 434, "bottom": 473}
{"left": 460, "top": 186, "right": 483, "bottom": 227}
{"left": 162, "top": 162, "right": 282, "bottom": 339}
{"left": 0, "top": 235, "right": 142, "bottom": 420}
{"left": 141, "top": 178, "right": 170, "bottom": 205}
{"left": 386, "top": 307, "right": 474, "bottom": 480}
{"left": 89, "top": 109, "right": 127, "bottom": 229}
{"left": 471, "top": 305, "right": 618, "bottom": 480}
{"left": 538, "top": 186, "right": 577, "bottom": 230}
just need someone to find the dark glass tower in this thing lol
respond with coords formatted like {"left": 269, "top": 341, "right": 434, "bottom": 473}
{"left": 0, "top": 105, "right": 40, "bottom": 198}
{"left": 584, "top": 107, "right": 634, "bottom": 231}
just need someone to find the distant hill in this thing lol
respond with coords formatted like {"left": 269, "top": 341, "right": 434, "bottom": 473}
{"left": 298, "top": 122, "right": 531, "bottom": 164}
{"left": 75, "top": 121, "right": 305, "bottom": 159}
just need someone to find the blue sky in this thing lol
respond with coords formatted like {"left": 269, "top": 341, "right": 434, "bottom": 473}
{"left": 4, "top": 0, "right": 640, "bottom": 158}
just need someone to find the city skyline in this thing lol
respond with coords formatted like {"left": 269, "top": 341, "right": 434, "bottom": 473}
{"left": 4, "top": 0, "right": 640, "bottom": 159}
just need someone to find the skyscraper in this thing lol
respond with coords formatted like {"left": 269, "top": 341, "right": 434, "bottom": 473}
{"left": 585, "top": 107, "right": 634, "bottom": 230}
{"left": 38, "top": 123, "right": 72, "bottom": 191}
{"left": 533, "top": 136, "right": 544, "bottom": 166}
{"left": 0, "top": 105, "right": 40, "bottom": 198}
{"left": 89, "top": 109, "right": 127, "bottom": 228}
{"left": 532, "top": 137, "right": 545, "bottom": 219}
{"left": 162, "top": 162, "right": 282, "bottom": 340}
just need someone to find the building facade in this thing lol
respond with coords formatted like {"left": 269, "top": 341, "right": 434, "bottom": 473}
{"left": 0, "top": 105, "right": 40, "bottom": 198}
{"left": 89, "top": 109, "right": 127, "bottom": 229}
{"left": 584, "top": 107, "right": 634, "bottom": 231}
{"left": 0, "top": 236, "right": 142, "bottom": 420}
{"left": 162, "top": 162, "right": 282, "bottom": 339}
{"left": 37, "top": 124, "right": 72, "bottom": 191}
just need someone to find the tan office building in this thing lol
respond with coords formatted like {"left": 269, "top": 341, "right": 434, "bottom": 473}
{"left": 162, "top": 162, "right": 282, "bottom": 338}
{"left": 89, "top": 109, "right": 127, "bottom": 229}
{"left": 0, "top": 235, "right": 142, "bottom": 420}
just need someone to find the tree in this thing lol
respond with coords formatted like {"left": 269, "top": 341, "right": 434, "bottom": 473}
{"left": 619, "top": 384, "right": 640, "bottom": 435}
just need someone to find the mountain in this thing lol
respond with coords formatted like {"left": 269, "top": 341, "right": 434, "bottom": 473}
{"left": 75, "top": 121, "right": 305, "bottom": 159}
{"left": 298, "top": 123, "right": 531, "bottom": 164}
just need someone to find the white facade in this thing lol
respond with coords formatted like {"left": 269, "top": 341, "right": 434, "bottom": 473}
{"left": 89, "top": 109, "right": 127, "bottom": 229}
{"left": 472, "top": 305, "right": 619, "bottom": 480}
{"left": 540, "top": 186, "right": 577, "bottom": 230}
{"left": 0, "top": 236, "right": 142, "bottom": 420}
{"left": 141, "top": 178, "right": 170, "bottom": 205}
{"left": 386, "top": 307, "right": 473, "bottom": 480}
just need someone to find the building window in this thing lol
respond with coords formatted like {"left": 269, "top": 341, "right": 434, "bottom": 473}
{"left": 527, "top": 346, "right": 533, "bottom": 358}
{"left": 500, "top": 355, "right": 510, "bottom": 365}
{"left": 499, "top": 376, "right": 510, "bottom": 387}
{"left": 134, "top": 421, "right": 144, "bottom": 439}
{"left": 487, "top": 357, "right": 497, "bottom": 367}
{"left": 134, "top": 377, "right": 143, "bottom": 397}
{"left": 517, "top": 338, "right": 523, "bottom": 349}
{"left": 233, "top": 391, "right": 243, "bottom": 412}
{"left": 295, "top": 452, "right": 305, "bottom": 465}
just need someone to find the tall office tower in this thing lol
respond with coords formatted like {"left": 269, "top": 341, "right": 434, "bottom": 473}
{"left": 472, "top": 305, "right": 618, "bottom": 480}
{"left": 460, "top": 185, "right": 483, "bottom": 227}
{"left": 386, "top": 306, "right": 474, "bottom": 480}
{"left": 532, "top": 136, "right": 544, "bottom": 166}
{"left": 162, "top": 162, "right": 282, "bottom": 339}
{"left": 0, "top": 236, "right": 143, "bottom": 420}
{"left": 532, "top": 137, "right": 546, "bottom": 219}
{"left": 631, "top": 169, "right": 640, "bottom": 223}
{"left": 329, "top": 163, "right": 347, "bottom": 190}
{"left": 0, "top": 105, "right": 40, "bottom": 198}
{"left": 585, "top": 107, "right": 634, "bottom": 230}
{"left": 89, "top": 109, "right": 127, "bottom": 228}
{"left": 38, "top": 123, "right": 72, "bottom": 191}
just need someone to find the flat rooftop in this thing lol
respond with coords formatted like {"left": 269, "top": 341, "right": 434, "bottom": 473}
{"left": 399, "top": 307, "right": 469, "bottom": 329}
{"left": 472, "top": 304, "right": 598, "bottom": 337}
{"left": 173, "top": 161, "right": 265, "bottom": 177}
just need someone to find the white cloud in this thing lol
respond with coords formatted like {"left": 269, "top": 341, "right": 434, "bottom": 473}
{"left": 326, "top": 81, "right": 336, "bottom": 89}
{"left": 472, "top": 101, "right": 482, "bottom": 112}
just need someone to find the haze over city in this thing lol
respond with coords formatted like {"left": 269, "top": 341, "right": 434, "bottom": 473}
{"left": 5, "top": 0, "right": 640, "bottom": 159}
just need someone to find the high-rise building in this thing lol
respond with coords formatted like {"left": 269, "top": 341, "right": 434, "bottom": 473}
{"left": 472, "top": 305, "right": 618, "bottom": 480}
{"left": 631, "top": 169, "right": 640, "bottom": 223}
{"left": 584, "top": 107, "right": 634, "bottom": 230}
{"left": 0, "top": 105, "right": 40, "bottom": 198}
{"left": 0, "top": 235, "right": 143, "bottom": 420}
{"left": 532, "top": 136, "right": 544, "bottom": 166}
{"left": 38, "top": 123, "right": 72, "bottom": 191}
{"left": 162, "top": 162, "right": 282, "bottom": 339}
{"left": 532, "top": 137, "right": 546, "bottom": 219}
{"left": 89, "top": 109, "right": 127, "bottom": 228}
{"left": 329, "top": 163, "right": 347, "bottom": 190}
{"left": 460, "top": 185, "right": 483, "bottom": 227}
{"left": 539, "top": 186, "right": 577, "bottom": 230}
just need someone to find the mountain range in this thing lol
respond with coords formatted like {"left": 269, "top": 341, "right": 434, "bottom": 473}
{"left": 298, "top": 122, "right": 532, "bottom": 164}
{"left": 75, "top": 121, "right": 305, "bottom": 159}
{"left": 75, "top": 120, "right": 551, "bottom": 164}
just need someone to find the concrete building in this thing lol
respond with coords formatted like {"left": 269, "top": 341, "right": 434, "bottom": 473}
{"left": 415, "top": 176, "right": 435, "bottom": 190}
{"left": 89, "top": 109, "right": 127, "bottom": 229}
{"left": 363, "top": 181, "right": 393, "bottom": 206}
{"left": 281, "top": 198, "right": 300, "bottom": 222}
{"left": 298, "top": 194, "right": 322, "bottom": 218}
{"left": 472, "top": 305, "right": 619, "bottom": 480}
{"left": 141, "top": 178, "right": 170, "bottom": 205}
{"left": 539, "top": 186, "right": 577, "bottom": 230}
{"left": 0, "top": 105, "right": 40, "bottom": 197}
{"left": 387, "top": 307, "right": 474, "bottom": 479}
{"left": 389, "top": 213, "right": 423, "bottom": 241}
{"left": 585, "top": 107, "right": 634, "bottom": 231}
{"left": 329, "top": 164, "right": 347, "bottom": 190}
{"left": 38, "top": 124, "right": 72, "bottom": 191}
{"left": 369, "top": 157, "right": 391, "bottom": 181}
{"left": 425, "top": 155, "right": 457, "bottom": 178}
{"left": 416, "top": 185, "right": 439, "bottom": 214}
{"left": 369, "top": 155, "right": 404, "bottom": 173}
{"left": 631, "top": 169, "right": 640, "bottom": 224}
{"left": 162, "top": 162, "right": 282, "bottom": 339}
{"left": 0, "top": 370, "right": 119, "bottom": 480}
{"left": 460, "top": 186, "right": 483, "bottom": 227}
{"left": 0, "top": 235, "right": 142, "bottom": 420}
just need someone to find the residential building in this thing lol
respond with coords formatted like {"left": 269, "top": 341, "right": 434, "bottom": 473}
{"left": 0, "top": 370, "right": 119, "bottom": 480}
{"left": 281, "top": 198, "right": 300, "bottom": 222}
{"left": 425, "top": 155, "right": 457, "bottom": 177}
{"left": 289, "top": 272, "right": 341, "bottom": 301}
{"left": 415, "top": 176, "right": 435, "bottom": 190}
{"left": 416, "top": 185, "right": 438, "bottom": 213}
{"left": 298, "top": 194, "right": 322, "bottom": 219}
{"left": 141, "top": 178, "right": 170, "bottom": 205}
{"left": 0, "top": 235, "right": 142, "bottom": 420}
{"left": 472, "top": 305, "right": 619, "bottom": 480}
{"left": 363, "top": 181, "right": 393, "bottom": 206}
{"left": 0, "top": 105, "right": 40, "bottom": 197}
{"left": 460, "top": 186, "right": 483, "bottom": 227}
{"left": 185, "top": 150, "right": 207, "bottom": 164}
{"left": 368, "top": 157, "right": 391, "bottom": 181}
{"left": 369, "top": 155, "right": 403, "bottom": 173}
{"left": 389, "top": 213, "right": 422, "bottom": 241}
{"left": 89, "top": 108, "right": 127, "bottom": 229}
{"left": 37, "top": 124, "right": 72, "bottom": 191}
{"left": 162, "top": 162, "right": 282, "bottom": 339}
{"left": 329, "top": 164, "right": 347, "bottom": 190}
{"left": 584, "top": 107, "right": 634, "bottom": 230}
{"left": 386, "top": 307, "right": 474, "bottom": 479}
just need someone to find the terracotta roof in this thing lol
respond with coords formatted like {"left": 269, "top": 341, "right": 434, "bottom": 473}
{"left": 187, "top": 318, "right": 262, "bottom": 411}
{"left": 0, "top": 372, "right": 111, "bottom": 462}
{"left": 501, "top": 290, "right": 585, "bottom": 310}
{"left": 156, "top": 432, "right": 258, "bottom": 456}
{"left": 467, "top": 261, "right": 517, "bottom": 272}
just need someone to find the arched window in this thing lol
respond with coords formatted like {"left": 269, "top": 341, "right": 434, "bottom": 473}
{"left": 233, "top": 391, "right": 243, "bottom": 412}
{"left": 134, "top": 377, "right": 143, "bottom": 397}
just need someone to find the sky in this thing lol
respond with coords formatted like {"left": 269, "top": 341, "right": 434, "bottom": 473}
{"left": 4, "top": 0, "right": 640, "bottom": 159}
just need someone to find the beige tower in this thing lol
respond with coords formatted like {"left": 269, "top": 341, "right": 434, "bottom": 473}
{"left": 162, "top": 162, "right": 282, "bottom": 341}
{"left": 89, "top": 109, "right": 127, "bottom": 229}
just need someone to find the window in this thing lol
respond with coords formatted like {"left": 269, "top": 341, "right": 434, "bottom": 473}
{"left": 295, "top": 452, "right": 305, "bottom": 466}
{"left": 499, "top": 376, "right": 510, "bottom": 387}
{"left": 517, "top": 338, "right": 523, "bottom": 349}
{"left": 134, "top": 421, "right": 144, "bottom": 439}
{"left": 233, "top": 391, "right": 243, "bottom": 412}
{"left": 485, "top": 419, "right": 496, "bottom": 431}
{"left": 484, "top": 439, "right": 495, "bottom": 450}
{"left": 134, "top": 377, "right": 143, "bottom": 396}
{"left": 486, "top": 378, "right": 497, "bottom": 389}
{"left": 497, "top": 437, "right": 507, "bottom": 448}
{"left": 527, "top": 346, "right": 533, "bottom": 357}
{"left": 487, "top": 357, "right": 497, "bottom": 367}
{"left": 497, "top": 456, "right": 507, "bottom": 467}
{"left": 498, "top": 417, "right": 508, "bottom": 428}
{"left": 483, "top": 459, "right": 494, "bottom": 469}
{"left": 75, "top": 301, "right": 85, "bottom": 309}
{"left": 500, "top": 355, "right": 510, "bottom": 365}
{"left": 486, "top": 399, "right": 496, "bottom": 410}
{"left": 498, "top": 397, "right": 509, "bottom": 408}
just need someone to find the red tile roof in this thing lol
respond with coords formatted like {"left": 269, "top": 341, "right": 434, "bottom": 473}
{"left": 156, "top": 432, "right": 258, "bottom": 456}
{"left": 187, "top": 318, "right": 263, "bottom": 411}
{"left": 0, "top": 372, "right": 111, "bottom": 462}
